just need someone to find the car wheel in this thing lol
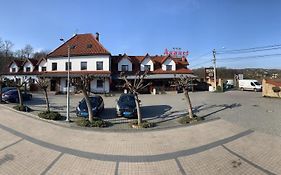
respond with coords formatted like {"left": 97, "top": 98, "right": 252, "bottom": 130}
{"left": 240, "top": 87, "right": 244, "bottom": 91}
{"left": 254, "top": 88, "right": 257, "bottom": 92}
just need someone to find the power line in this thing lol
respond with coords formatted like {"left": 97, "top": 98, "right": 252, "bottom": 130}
{"left": 217, "top": 53, "right": 281, "bottom": 61}
{"left": 217, "top": 44, "right": 281, "bottom": 54}
{"left": 189, "top": 60, "right": 212, "bottom": 68}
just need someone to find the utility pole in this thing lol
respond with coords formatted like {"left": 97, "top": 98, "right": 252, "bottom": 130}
{"left": 212, "top": 49, "right": 217, "bottom": 90}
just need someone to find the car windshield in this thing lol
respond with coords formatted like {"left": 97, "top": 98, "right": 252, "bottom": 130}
{"left": 80, "top": 97, "right": 98, "bottom": 108}
{"left": 254, "top": 82, "right": 261, "bottom": 85}
{"left": 5, "top": 90, "right": 17, "bottom": 95}
{"left": 119, "top": 94, "right": 135, "bottom": 105}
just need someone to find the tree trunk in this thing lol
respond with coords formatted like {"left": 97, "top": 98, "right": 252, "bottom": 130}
{"left": 17, "top": 87, "right": 23, "bottom": 108}
{"left": 44, "top": 89, "right": 50, "bottom": 112}
{"left": 0, "top": 83, "right": 2, "bottom": 103}
{"left": 82, "top": 88, "right": 94, "bottom": 122}
{"left": 184, "top": 89, "right": 193, "bottom": 119}
{"left": 134, "top": 94, "right": 142, "bottom": 125}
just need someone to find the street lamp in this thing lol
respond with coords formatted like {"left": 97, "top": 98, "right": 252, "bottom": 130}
{"left": 60, "top": 38, "right": 70, "bottom": 122}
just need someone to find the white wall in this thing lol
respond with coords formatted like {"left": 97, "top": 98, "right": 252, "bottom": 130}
{"left": 9, "top": 63, "right": 18, "bottom": 73}
{"left": 23, "top": 61, "right": 34, "bottom": 72}
{"left": 39, "top": 60, "right": 47, "bottom": 72}
{"left": 59, "top": 78, "right": 110, "bottom": 93}
{"left": 47, "top": 55, "right": 110, "bottom": 71}
{"left": 162, "top": 59, "right": 176, "bottom": 71}
{"left": 118, "top": 58, "right": 132, "bottom": 71}
{"left": 140, "top": 57, "right": 154, "bottom": 71}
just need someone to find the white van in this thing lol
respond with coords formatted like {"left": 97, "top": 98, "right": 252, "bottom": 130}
{"left": 238, "top": 79, "right": 262, "bottom": 92}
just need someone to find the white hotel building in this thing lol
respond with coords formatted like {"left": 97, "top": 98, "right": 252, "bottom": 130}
{"left": 2, "top": 33, "right": 194, "bottom": 93}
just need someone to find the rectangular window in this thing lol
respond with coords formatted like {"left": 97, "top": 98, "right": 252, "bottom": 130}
{"left": 144, "top": 65, "right": 151, "bottom": 71}
{"left": 166, "top": 65, "right": 172, "bottom": 71}
{"left": 97, "top": 80, "right": 103, "bottom": 88}
{"left": 96, "top": 61, "right": 103, "bottom": 70}
{"left": 26, "top": 67, "right": 31, "bottom": 72}
{"left": 65, "top": 62, "right": 72, "bottom": 71}
{"left": 121, "top": 65, "right": 129, "bottom": 71}
{"left": 41, "top": 67, "right": 46, "bottom": 72}
{"left": 52, "top": 63, "right": 57, "bottom": 71}
{"left": 81, "top": 62, "right": 87, "bottom": 70}
{"left": 12, "top": 68, "right": 16, "bottom": 72}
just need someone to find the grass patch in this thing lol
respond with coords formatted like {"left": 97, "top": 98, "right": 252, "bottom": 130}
{"left": 13, "top": 105, "right": 31, "bottom": 112}
{"left": 178, "top": 115, "right": 204, "bottom": 124}
{"left": 38, "top": 111, "right": 63, "bottom": 120}
{"left": 75, "top": 118, "right": 111, "bottom": 128}
{"left": 130, "top": 120, "right": 156, "bottom": 128}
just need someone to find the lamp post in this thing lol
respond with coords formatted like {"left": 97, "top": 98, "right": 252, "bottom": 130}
{"left": 60, "top": 38, "right": 70, "bottom": 122}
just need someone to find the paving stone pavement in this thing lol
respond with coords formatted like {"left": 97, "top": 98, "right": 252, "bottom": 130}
{"left": 0, "top": 105, "right": 281, "bottom": 174}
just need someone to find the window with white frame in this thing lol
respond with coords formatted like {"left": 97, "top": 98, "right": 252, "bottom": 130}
{"left": 144, "top": 65, "right": 151, "bottom": 71}
{"left": 26, "top": 67, "right": 31, "bottom": 72}
{"left": 121, "top": 65, "right": 129, "bottom": 71}
{"left": 166, "top": 65, "right": 172, "bottom": 71}
{"left": 81, "top": 62, "right": 87, "bottom": 70}
{"left": 96, "top": 61, "right": 103, "bottom": 70}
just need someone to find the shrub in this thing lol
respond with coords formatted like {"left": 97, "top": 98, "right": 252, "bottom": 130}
{"left": 272, "top": 86, "right": 281, "bottom": 93}
{"left": 13, "top": 105, "right": 31, "bottom": 112}
{"left": 178, "top": 115, "right": 204, "bottom": 124}
{"left": 38, "top": 111, "right": 62, "bottom": 120}
{"left": 130, "top": 120, "right": 156, "bottom": 128}
{"left": 215, "top": 86, "right": 223, "bottom": 92}
{"left": 75, "top": 118, "right": 111, "bottom": 128}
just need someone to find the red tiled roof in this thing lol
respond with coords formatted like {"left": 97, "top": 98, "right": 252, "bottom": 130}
{"left": 8, "top": 60, "right": 25, "bottom": 68}
{"left": 48, "top": 33, "right": 110, "bottom": 58}
{"left": 153, "top": 68, "right": 193, "bottom": 74}
{"left": 265, "top": 79, "right": 281, "bottom": 87}
{"left": 23, "top": 59, "right": 38, "bottom": 66}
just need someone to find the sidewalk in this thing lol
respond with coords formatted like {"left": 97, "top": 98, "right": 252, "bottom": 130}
{"left": 0, "top": 105, "right": 280, "bottom": 174}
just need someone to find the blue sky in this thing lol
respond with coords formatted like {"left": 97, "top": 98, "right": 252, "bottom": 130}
{"left": 1, "top": 0, "right": 281, "bottom": 68}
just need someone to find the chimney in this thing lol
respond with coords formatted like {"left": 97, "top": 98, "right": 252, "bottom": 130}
{"left": 96, "top": 32, "right": 100, "bottom": 41}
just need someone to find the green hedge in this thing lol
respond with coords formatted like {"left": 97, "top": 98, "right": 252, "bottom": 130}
{"left": 38, "top": 111, "right": 62, "bottom": 120}
{"left": 178, "top": 115, "right": 204, "bottom": 124}
{"left": 75, "top": 118, "right": 111, "bottom": 128}
{"left": 130, "top": 120, "right": 156, "bottom": 128}
{"left": 13, "top": 105, "right": 31, "bottom": 112}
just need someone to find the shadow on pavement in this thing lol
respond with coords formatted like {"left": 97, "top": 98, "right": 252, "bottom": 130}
{"left": 0, "top": 154, "right": 14, "bottom": 165}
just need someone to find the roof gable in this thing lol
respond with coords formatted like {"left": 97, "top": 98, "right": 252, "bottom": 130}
{"left": 48, "top": 33, "right": 110, "bottom": 58}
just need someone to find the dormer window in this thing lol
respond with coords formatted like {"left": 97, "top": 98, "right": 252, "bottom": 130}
{"left": 12, "top": 68, "right": 16, "bottom": 72}
{"left": 166, "top": 65, "right": 172, "bottom": 71}
{"left": 144, "top": 65, "right": 151, "bottom": 71}
{"left": 121, "top": 65, "right": 128, "bottom": 72}
{"left": 26, "top": 67, "right": 31, "bottom": 72}
{"left": 42, "top": 67, "right": 46, "bottom": 71}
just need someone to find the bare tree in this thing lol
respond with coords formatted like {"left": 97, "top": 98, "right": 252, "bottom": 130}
{"left": 36, "top": 77, "right": 50, "bottom": 112}
{"left": 3, "top": 40, "right": 14, "bottom": 57}
{"left": 22, "top": 44, "right": 34, "bottom": 58}
{"left": 120, "top": 71, "right": 151, "bottom": 126}
{"left": 72, "top": 75, "right": 95, "bottom": 122}
{"left": 0, "top": 77, "right": 4, "bottom": 103}
{"left": 174, "top": 75, "right": 194, "bottom": 119}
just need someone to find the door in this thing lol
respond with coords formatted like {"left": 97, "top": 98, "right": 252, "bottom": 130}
{"left": 50, "top": 80, "right": 57, "bottom": 91}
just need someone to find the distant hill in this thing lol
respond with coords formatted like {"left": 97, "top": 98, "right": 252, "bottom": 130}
{"left": 192, "top": 67, "right": 281, "bottom": 81}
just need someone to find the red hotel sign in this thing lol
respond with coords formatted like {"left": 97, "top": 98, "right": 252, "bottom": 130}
{"left": 164, "top": 48, "right": 189, "bottom": 57}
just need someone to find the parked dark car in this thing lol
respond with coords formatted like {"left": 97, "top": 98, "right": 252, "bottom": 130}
{"left": 2, "top": 90, "right": 32, "bottom": 103}
{"left": 116, "top": 93, "right": 137, "bottom": 118}
{"left": 76, "top": 95, "right": 104, "bottom": 117}
{"left": 1, "top": 87, "right": 17, "bottom": 94}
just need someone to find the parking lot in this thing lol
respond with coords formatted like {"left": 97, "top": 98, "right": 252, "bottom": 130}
{"left": 14, "top": 90, "right": 281, "bottom": 135}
